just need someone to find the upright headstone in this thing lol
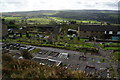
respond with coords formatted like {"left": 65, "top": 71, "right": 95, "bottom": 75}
{"left": 78, "top": 25, "right": 80, "bottom": 39}
{"left": 20, "top": 33, "right": 22, "bottom": 37}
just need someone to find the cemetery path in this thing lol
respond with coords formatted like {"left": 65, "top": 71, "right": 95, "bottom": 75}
{"left": 26, "top": 45, "right": 85, "bottom": 55}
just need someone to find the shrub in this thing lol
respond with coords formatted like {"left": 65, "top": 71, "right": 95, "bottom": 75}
{"left": 2, "top": 54, "right": 14, "bottom": 63}
{"left": 21, "top": 50, "right": 33, "bottom": 59}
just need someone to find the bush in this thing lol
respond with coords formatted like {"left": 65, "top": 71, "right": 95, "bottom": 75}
{"left": 2, "top": 54, "right": 14, "bottom": 63}
{"left": 21, "top": 50, "right": 33, "bottom": 59}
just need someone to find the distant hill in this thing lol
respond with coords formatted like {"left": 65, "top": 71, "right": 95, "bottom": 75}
{"left": 2, "top": 10, "right": 119, "bottom": 24}
{"left": 2, "top": 10, "right": 57, "bottom": 17}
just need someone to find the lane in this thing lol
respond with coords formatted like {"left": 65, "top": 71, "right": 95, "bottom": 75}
{"left": 25, "top": 45, "right": 85, "bottom": 55}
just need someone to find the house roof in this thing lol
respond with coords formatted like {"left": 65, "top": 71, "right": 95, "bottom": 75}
{"left": 79, "top": 25, "right": 120, "bottom": 31}
{"left": 36, "top": 25, "right": 58, "bottom": 28}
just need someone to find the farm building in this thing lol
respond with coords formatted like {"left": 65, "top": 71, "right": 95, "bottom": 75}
{"left": 78, "top": 25, "right": 120, "bottom": 40}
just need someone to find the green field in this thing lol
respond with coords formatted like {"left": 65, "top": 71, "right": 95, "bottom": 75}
{"left": 3, "top": 16, "right": 101, "bottom": 25}
{"left": 42, "top": 12, "right": 59, "bottom": 15}
{"left": 49, "top": 17, "right": 100, "bottom": 23}
{"left": 3, "top": 16, "right": 119, "bottom": 26}
{"left": 27, "top": 17, "right": 52, "bottom": 24}
{"left": 3, "top": 17, "right": 22, "bottom": 20}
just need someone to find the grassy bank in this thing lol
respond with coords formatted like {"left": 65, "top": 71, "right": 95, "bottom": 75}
{"left": 2, "top": 53, "right": 92, "bottom": 79}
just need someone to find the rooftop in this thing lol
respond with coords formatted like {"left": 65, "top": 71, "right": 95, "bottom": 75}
{"left": 79, "top": 25, "right": 120, "bottom": 31}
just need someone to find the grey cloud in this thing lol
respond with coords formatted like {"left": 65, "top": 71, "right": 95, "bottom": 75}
{"left": 5, "top": 2, "right": 22, "bottom": 5}
{"left": 76, "top": 1, "right": 82, "bottom": 4}
{"left": 101, "top": 2, "right": 118, "bottom": 8}
{"left": 76, "top": 2, "right": 92, "bottom": 7}
{"left": 0, "top": 0, "right": 118, "bottom": 12}
{"left": 39, "top": 1, "right": 46, "bottom": 4}
{"left": 105, "top": 3, "right": 118, "bottom": 7}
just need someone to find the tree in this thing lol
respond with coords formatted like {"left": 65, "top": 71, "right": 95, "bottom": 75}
{"left": 2, "top": 18, "right": 5, "bottom": 23}
{"left": 9, "top": 20, "right": 15, "bottom": 25}
{"left": 8, "top": 20, "right": 18, "bottom": 29}
{"left": 69, "top": 21, "right": 76, "bottom": 24}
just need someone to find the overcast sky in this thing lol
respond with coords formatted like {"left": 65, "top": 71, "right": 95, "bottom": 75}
{"left": 0, "top": 0, "right": 119, "bottom": 12}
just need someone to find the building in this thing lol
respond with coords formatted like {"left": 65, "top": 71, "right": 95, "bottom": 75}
{"left": 78, "top": 25, "right": 120, "bottom": 39}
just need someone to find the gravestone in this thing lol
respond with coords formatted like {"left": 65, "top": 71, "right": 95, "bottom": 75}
{"left": 77, "top": 37, "right": 80, "bottom": 40}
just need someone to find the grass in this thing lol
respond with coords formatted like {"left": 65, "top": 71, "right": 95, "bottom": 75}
{"left": 3, "top": 36, "right": 97, "bottom": 54}
{"left": 97, "top": 42, "right": 120, "bottom": 50}
{"left": 104, "top": 47, "right": 120, "bottom": 50}
{"left": 113, "top": 51, "right": 120, "bottom": 61}
{"left": 100, "top": 58, "right": 105, "bottom": 62}
{"left": 3, "top": 16, "right": 101, "bottom": 25}
{"left": 104, "top": 43, "right": 120, "bottom": 46}
{"left": 109, "top": 67, "right": 117, "bottom": 78}
{"left": 2, "top": 53, "right": 91, "bottom": 79}
{"left": 43, "top": 12, "right": 59, "bottom": 15}
{"left": 3, "top": 17, "right": 22, "bottom": 20}
{"left": 7, "top": 34, "right": 92, "bottom": 49}
{"left": 49, "top": 17, "right": 101, "bottom": 24}
{"left": 0, "top": 39, "right": 2, "bottom": 42}
{"left": 29, "top": 48, "right": 41, "bottom": 54}
{"left": 5, "top": 33, "right": 119, "bottom": 53}
{"left": 27, "top": 17, "right": 52, "bottom": 24}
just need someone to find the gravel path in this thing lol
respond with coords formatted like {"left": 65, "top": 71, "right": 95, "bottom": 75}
{"left": 38, "top": 47, "right": 84, "bottom": 55}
